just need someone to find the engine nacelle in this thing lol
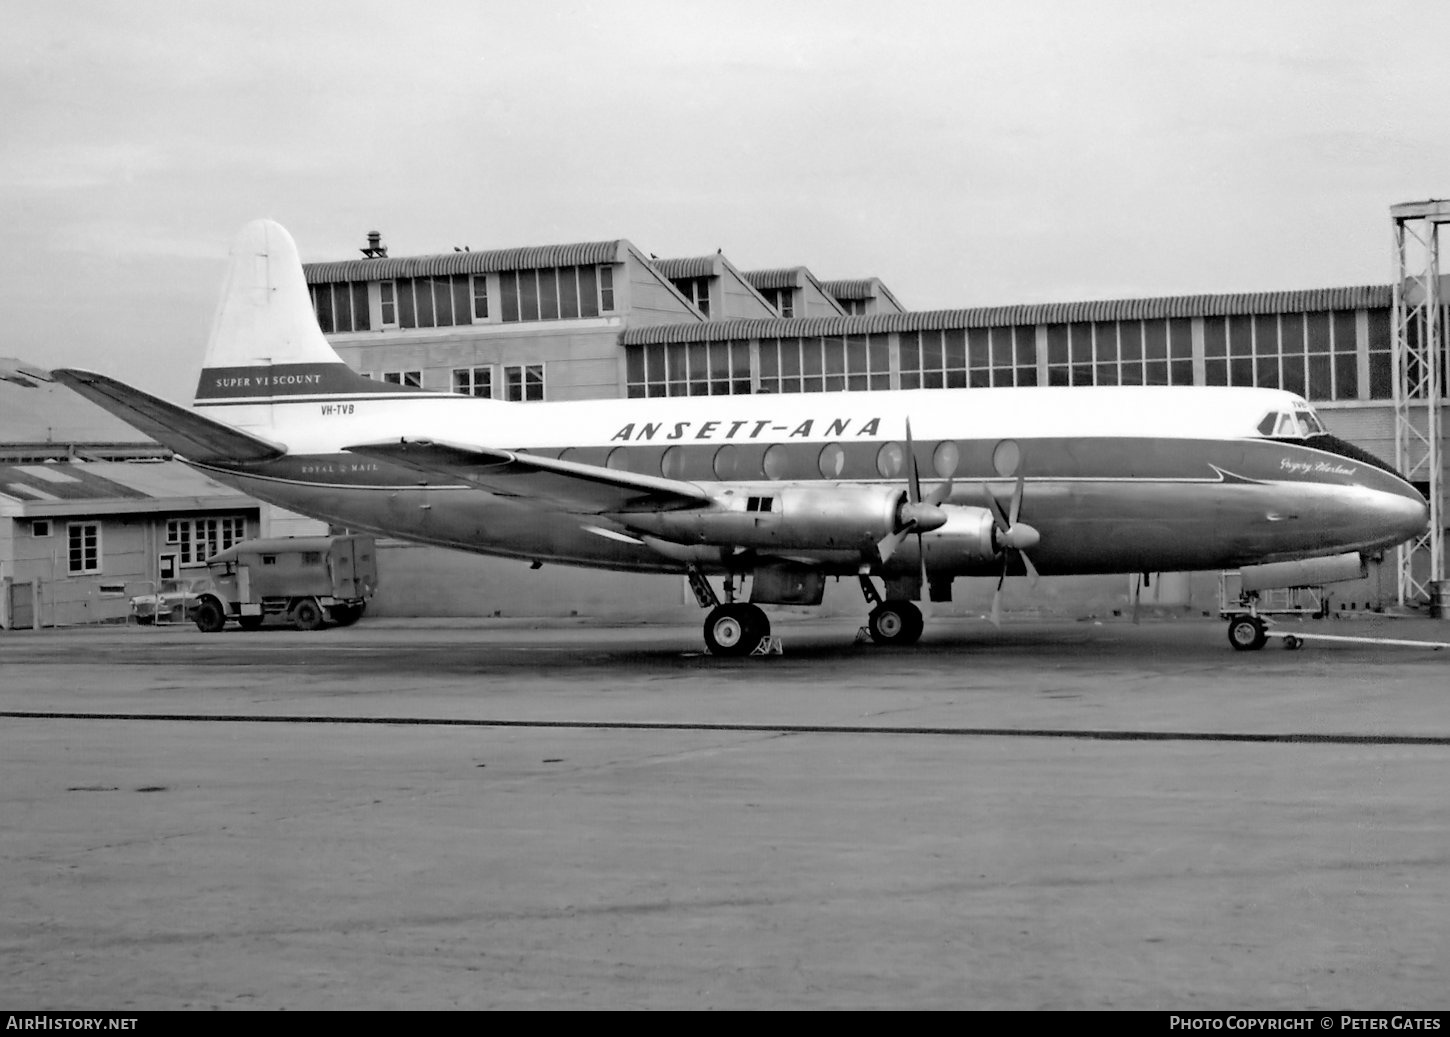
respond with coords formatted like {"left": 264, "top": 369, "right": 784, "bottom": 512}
{"left": 918, "top": 506, "right": 1001, "bottom": 572}
{"left": 620, "top": 485, "right": 908, "bottom": 551}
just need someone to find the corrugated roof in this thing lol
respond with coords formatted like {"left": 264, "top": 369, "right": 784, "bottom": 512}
{"left": 0, "top": 459, "right": 252, "bottom": 516}
{"left": 304, "top": 241, "right": 629, "bottom": 283}
{"left": 653, "top": 256, "right": 719, "bottom": 280}
{"left": 820, "top": 279, "right": 878, "bottom": 300}
{"left": 620, "top": 285, "right": 1396, "bottom": 344}
{"left": 744, "top": 268, "right": 805, "bottom": 290}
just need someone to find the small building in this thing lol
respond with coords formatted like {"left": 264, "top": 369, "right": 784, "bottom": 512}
{"left": 0, "top": 365, "right": 262, "bottom": 629}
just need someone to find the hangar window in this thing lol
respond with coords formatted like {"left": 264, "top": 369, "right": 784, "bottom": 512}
{"left": 919, "top": 325, "right": 1034, "bottom": 390}
{"left": 627, "top": 341, "right": 750, "bottom": 398}
{"left": 670, "top": 276, "right": 711, "bottom": 316}
{"left": 497, "top": 265, "right": 614, "bottom": 323}
{"left": 761, "top": 335, "right": 888, "bottom": 394}
{"left": 66, "top": 523, "right": 100, "bottom": 575}
{"left": 756, "top": 287, "right": 795, "bottom": 319}
{"left": 31, "top": 519, "right": 51, "bottom": 537}
{"left": 452, "top": 367, "right": 492, "bottom": 398}
{"left": 311, "top": 282, "right": 372, "bottom": 334}
{"left": 380, "top": 281, "right": 396, "bottom": 325}
{"left": 1205, "top": 310, "right": 1360, "bottom": 401}
{"left": 394, "top": 275, "right": 472, "bottom": 330}
{"left": 504, "top": 364, "right": 545, "bottom": 402}
{"left": 382, "top": 370, "right": 423, "bottom": 389}
{"left": 472, "top": 276, "right": 489, "bottom": 320}
{"left": 1367, "top": 307, "right": 1393, "bottom": 399}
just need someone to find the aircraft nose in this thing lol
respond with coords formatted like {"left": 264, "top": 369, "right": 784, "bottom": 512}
{"left": 1383, "top": 489, "right": 1430, "bottom": 545}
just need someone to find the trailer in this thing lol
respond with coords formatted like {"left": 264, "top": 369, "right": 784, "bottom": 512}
{"left": 192, "top": 535, "right": 377, "bottom": 632}
{"left": 1219, "top": 552, "right": 1366, "bottom": 650}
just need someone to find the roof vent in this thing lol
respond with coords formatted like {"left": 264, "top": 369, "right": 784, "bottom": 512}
{"left": 361, "top": 231, "right": 388, "bottom": 259}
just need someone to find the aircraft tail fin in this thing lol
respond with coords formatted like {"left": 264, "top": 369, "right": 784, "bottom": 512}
{"left": 194, "top": 219, "right": 383, "bottom": 405}
{"left": 53, "top": 368, "right": 287, "bottom": 463}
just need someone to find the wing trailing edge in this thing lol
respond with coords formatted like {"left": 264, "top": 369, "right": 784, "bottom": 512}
{"left": 343, "top": 438, "right": 712, "bottom": 514}
{"left": 50, "top": 369, "right": 287, "bottom": 463}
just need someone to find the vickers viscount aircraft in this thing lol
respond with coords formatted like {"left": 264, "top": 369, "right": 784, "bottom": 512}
{"left": 55, "top": 220, "right": 1428, "bottom": 654}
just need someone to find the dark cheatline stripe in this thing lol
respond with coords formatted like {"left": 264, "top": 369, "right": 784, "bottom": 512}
{"left": 219, "top": 435, "right": 1413, "bottom": 495}
{"left": 194, "top": 362, "right": 428, "bottom": 400}
{"left": 2, "top": 711, "right": 1448, "bottom": 746}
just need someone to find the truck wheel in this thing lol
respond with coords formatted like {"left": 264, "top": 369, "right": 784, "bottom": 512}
{"left": 292, "top": 599, "right": 325, "bottom": 631}
{"left": 193, "top": 599, "right": 226, "bottom": 633}
{"left": 330, "top": 604, "right": 363, "bottom": 627}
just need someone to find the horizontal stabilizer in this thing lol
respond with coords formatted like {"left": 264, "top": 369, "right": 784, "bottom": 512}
{"left": 344, "top": 438, "right": 711, "bottom": 514}
{"left": 51, "top": 369, "right": 287, "bottom": 463}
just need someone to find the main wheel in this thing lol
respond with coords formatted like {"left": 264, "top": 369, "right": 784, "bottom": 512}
{"left": 292, "top": 599, "right": 325, "bottom": 631}
{"left": 193, "top": 599, "right": 226, "bottom": 634}
{"left": 703, "top": 604, "right": 767, "bottom": 657}
{"left": 868, "top": 600, "right": 924, "bottom": 646}
{"left": 1227, "top": 615, "right": 1267, "bottom": 651}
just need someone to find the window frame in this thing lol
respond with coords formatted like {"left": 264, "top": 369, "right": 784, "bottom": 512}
{"left": 66, "top": 522, "right": 101, "bottom": 575}
{"left": 504, "top": 363, "right": 545, "bottom": 402}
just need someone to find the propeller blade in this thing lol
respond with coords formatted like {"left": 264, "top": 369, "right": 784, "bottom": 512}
{"left": 979, "top": 483, "right": 1010, "bottom": 532}
{"left": 989, "top": 585, "right": 1003, "bottom": 628}
{"left": 1008, "top": 472, "right": 1026, "bottom": 526}
{"left": 1021, "top": 548, "right": 1041, "bottom": 585}
{"left": 918, "top": 533, "right": 931, "bottom": 618}
{"left": 904, "top": 418, "right": 922, "bottom": 505}
{"left": 876, "top": 528, "right": 906, "bottom": 564}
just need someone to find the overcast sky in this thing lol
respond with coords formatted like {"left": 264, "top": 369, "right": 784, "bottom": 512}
{"left": 7, "top": 0, "right": 1450, "bottom": 400}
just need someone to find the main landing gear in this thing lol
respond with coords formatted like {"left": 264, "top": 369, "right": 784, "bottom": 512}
{"left": 691, "top": 567, "right": 773, "bottom": 657}
{"left": 859, "top": 576, "right": 924, "bottom": 646}
{"left": 703, "top": 602, "right": 771, "bottom": 657}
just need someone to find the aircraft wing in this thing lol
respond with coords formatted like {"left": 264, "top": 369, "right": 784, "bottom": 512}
{"left": 344, "top": 438, "right": 712, "bottom": 514}
{"left": 50, "top": 369, "right": 287, "bottom": 463}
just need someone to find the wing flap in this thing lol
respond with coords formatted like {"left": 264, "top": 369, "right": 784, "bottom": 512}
{"left": 51, "top": 369, "right": 287, "bottom": 463}
{"left": 344, "top": 438, "right": 711, "bottom": 514}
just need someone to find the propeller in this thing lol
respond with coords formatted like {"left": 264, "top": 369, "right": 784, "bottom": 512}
{"left": 979, "top": 472, "right": 1040, "bottom": 627}
{"left": 876, "top": 420, "right": 952, "bottom": 599}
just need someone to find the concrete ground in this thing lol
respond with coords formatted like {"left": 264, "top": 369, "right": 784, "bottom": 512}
{"left": 1, "top": 614, "right": 1448, "bottom": 1010}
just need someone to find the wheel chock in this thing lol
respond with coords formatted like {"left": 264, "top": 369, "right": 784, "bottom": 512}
{"left": 750, "top": 636, "right": 784, "bottom": 656}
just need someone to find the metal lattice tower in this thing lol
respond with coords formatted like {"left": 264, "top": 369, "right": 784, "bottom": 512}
{"left": 1390, "top": 200, "right": 1446, "bottom": 605}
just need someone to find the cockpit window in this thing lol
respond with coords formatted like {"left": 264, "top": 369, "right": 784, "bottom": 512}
{"left": 1295, "top": 404, "right": 1326, "bottom": 436}
{"left": 1257, "top": 406, "right": 1327, "bottom": 440}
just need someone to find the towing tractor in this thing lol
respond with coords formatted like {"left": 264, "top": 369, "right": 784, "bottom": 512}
{"left": 192, "top": 535, "right": 378, "bottom": 632}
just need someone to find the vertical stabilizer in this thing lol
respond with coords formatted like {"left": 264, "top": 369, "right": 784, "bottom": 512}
{"left": 195, "top": 220, "right": 382, "bottom": 405}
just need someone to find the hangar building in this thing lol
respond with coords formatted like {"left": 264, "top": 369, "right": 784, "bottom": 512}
{"left": 298, "top": 218, "right": 1446, "bottom": 620}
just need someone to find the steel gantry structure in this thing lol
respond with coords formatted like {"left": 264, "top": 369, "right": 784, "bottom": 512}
{"left": 1390, "top": 200, "right": 1447, "bottom": 606}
